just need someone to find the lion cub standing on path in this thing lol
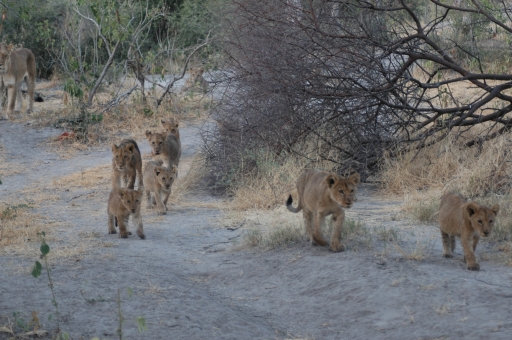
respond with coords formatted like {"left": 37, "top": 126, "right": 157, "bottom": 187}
{"left": 286, "top": 170, "right": 360, "bottom": 252}
{"left": 0, "top": 44, "right": 36, "bottom": 120}
{"left": 439, "top": 193, "right": 499, "bottom": 271}
{"left": 161, "top": 118, "right": 180, "bottom": 141}
{"left": 143, "top": 161, "right": 177, "bottom": 215}
{"left": 145, "top": 130, "right": 181, "bottom": 171}
{"left": 107, "top": 188, "right": 145, "bottom": 239}
{"left": 111, "top": 139, "right": 143, "bottom": 190}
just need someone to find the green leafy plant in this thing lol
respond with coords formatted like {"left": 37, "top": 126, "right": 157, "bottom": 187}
{"left": 31, "top": 232, "right": 69, "bottom": 339}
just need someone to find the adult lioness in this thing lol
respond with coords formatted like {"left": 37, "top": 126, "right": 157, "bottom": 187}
{"left": 439, "top": 193, "right": 499, "bottom": 271}
{"left": 0, "top": 44, "right": 36, "bottom": 120}
{"left": 107, "top": 188, "right": 145, "bottom": 239}
{"left": 143, "top": 161, "right": 177, "bottom": 215}
{"left": 145, "top": 130, "right": 181, "bottom": 171}
{"left": 111, "top": 139, "right": 144, "bottom": 190}
{"left": 286, "top": 170, "right": 360, "bottom": 252}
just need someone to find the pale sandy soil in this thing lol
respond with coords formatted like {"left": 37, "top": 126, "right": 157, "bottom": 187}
{"left": 1, "top": 91, "right": 512, "bottom": 339}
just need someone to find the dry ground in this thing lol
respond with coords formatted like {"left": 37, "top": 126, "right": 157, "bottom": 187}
{"left": 1, "top": 95, "right": 512, "bottom": 339}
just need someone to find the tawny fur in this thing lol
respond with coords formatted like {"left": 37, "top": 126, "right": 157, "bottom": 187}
{"left": 107, "top": 188, "right": 145, "bottom": 239}
{"left": 181, "top": 66, "right": 209, "bottom": 93}
{"left": 143, "top": 161, "right": 177, "bottom": 215}
{"left": 0, "top": 44, "right": 36, "bottom": 120}
{"left": 439, "top": 193, "right": 499, "bottom": 271}
{"left": 111, "top": 139, "right": 143, "bottom": 190}
{"left": 145, "top": 130, "right": 181, "bottom": 172}
{"left": 286, "top": 170, "right": 360, "bottom": 252}
{"left": 161, "top": 118, "right": 180, "bottom": 141}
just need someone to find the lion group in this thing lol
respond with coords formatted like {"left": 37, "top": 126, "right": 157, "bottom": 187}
{"left": 286, "top": 170, "right": 499, "bottom": 271}
{"left": 108, "top": 118, "right": 181, "bottom": 240}
{"left": 0, "top": 44, "right": 500, "bottom": 271}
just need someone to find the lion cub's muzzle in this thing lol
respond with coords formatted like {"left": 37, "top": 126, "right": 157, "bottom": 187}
{"left": 483, "top": 231, "right": 490, "bottom": 237}
{"left": 131, "top": 208, "right": 136, "bottom": 213}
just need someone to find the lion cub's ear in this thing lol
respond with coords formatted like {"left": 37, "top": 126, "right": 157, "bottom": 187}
{"left": 6, "top": 44, "right": 13, "bottom": 52}
{"left": 348, "top": 173, "right": 360, "bottom": 185}
{"left": 160, "top": 119, "right": 167, "bottom": 126}
{"left": 154, "top": 166, "right": 162, "bottom": 176}
{"left": 491, "top": 204, "right": 500, "bottom": 215}
{"left": 170, "top": 165, "right": 177, "bottom": 173}
{"left": 145, "top": 130, "right": 152, "bottom": 138}
{"left": 118, "top": 189, "right": 125, "bottom": 198}
{"left": 125, "top": 143, "right": 134, "bottom": 153}
{"left": 326, "top": 175, "right": 336, "bottom": 187}
{"left": 111, "top": 143, "right": 119, "bottom": 152}
{"left": 464, "top": 202, "right": 479, "bottom": 219}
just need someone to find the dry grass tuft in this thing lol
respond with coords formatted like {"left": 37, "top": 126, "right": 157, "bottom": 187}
{"left": 0, "top": 202, "right": 60, "bottom": 257}
{"left": 380, "top": 133, "right": 512, "bottom": 197}
{"left": 228, "top": 152, "right": 310, "bottom": 211}
{"left": 52, "top": 164, "right": 111, "bottom": 190}
{"left": 394, "top": 238, "right": 429, "bottom": 261}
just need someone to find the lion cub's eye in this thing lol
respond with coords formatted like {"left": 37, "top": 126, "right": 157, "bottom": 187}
{"left": 478, "top": 220, "right": 482, "bottom": 224}
{"left": 351, "top": 189, "right": 354, "bottom": 193}
{"left": 489, "top": 220, "right": 494, "bottom": 224}
{"left": 339, "top": 190, "right": 344, "bottom": 195}
{"left": 127, "top": 200, "right": 131, "bottom": 203}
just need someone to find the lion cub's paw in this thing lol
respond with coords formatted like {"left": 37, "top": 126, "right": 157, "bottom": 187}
{"left": 137, "top": 232, "right": 146, "bottom": 240}
{"left": 109, "top": 229, "right": 117, "bottom": 234}
{"left": 329, "top": 242, "right": 346, "bottom": 252}
{"left": 442, "top": 253, "right": 453, "bottom": 258}
{"left": 120, "top": 233, "right": 129, "bottom": 239}
{"left": 467, "top": 263, "right": 480, "bottom": 271}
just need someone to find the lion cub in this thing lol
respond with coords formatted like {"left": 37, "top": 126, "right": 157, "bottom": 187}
{"left": 143, "top": 161, "right": 177, "bottom": 214}
{"left": 145, "top": 130, "right": 181, "bottom": 170}
{"left": 286, "top": 170, "right": 360, "bottom": 252}
{"left": 111, "top": 139, "right": 143, "bottom": 190}
{"left": 181, "top": 66, "right": 209, "bottom": 94}
{"left": 161, "top": 118, "right": 180, "bottom": 141}
{"left": 107, "top": 188, "right": 145, "bottom": 239}
{"left": 439, "top": 193, "right": 499, "bottom": 271}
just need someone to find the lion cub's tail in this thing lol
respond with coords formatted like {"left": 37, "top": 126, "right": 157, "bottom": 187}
{"left": 286, "top": 195, "right": 302, "bottom": 213}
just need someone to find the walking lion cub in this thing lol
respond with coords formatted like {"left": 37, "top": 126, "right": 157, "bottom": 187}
{"left": 439, "top": 193, "right": 499, "bottom": 271}
{"left": 143, "top": 161, "right": 177, "bottom": 215}
{"left": 111, "top": 139, "right": 143, "bottom": 190}
{"left": 286, "top": 169, "right": 360, "bottom": 252}
{"left": 107, "top": 188, "right": 145, "bottom": 239}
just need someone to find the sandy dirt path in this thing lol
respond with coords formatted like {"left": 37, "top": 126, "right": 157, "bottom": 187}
{"left": 1, "top": 120, "right": 512, "bottom": 340}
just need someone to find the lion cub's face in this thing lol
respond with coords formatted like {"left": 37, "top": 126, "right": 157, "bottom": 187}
{"left": 146, "top": 131, "right": 166, "bottom": 155}
{"left": 465, "top": 202, "right": 499, "bottom": 237}
{"left": 154, "top": 165, "right": 176, "bottom": 190}
{"left": 161, "top": 119, "right": 179, "bottom": 138}
{"left": 0, "top": 44, "right": 12, "bottom": 74}
{"left": 118, "top": 189, "right": 143, "bottom": 213}
{"left": 112, "top": 143, "right": 134, "bottom": 171}
{"left": 327, "top": 173, "right": 360, "bottom": 208}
